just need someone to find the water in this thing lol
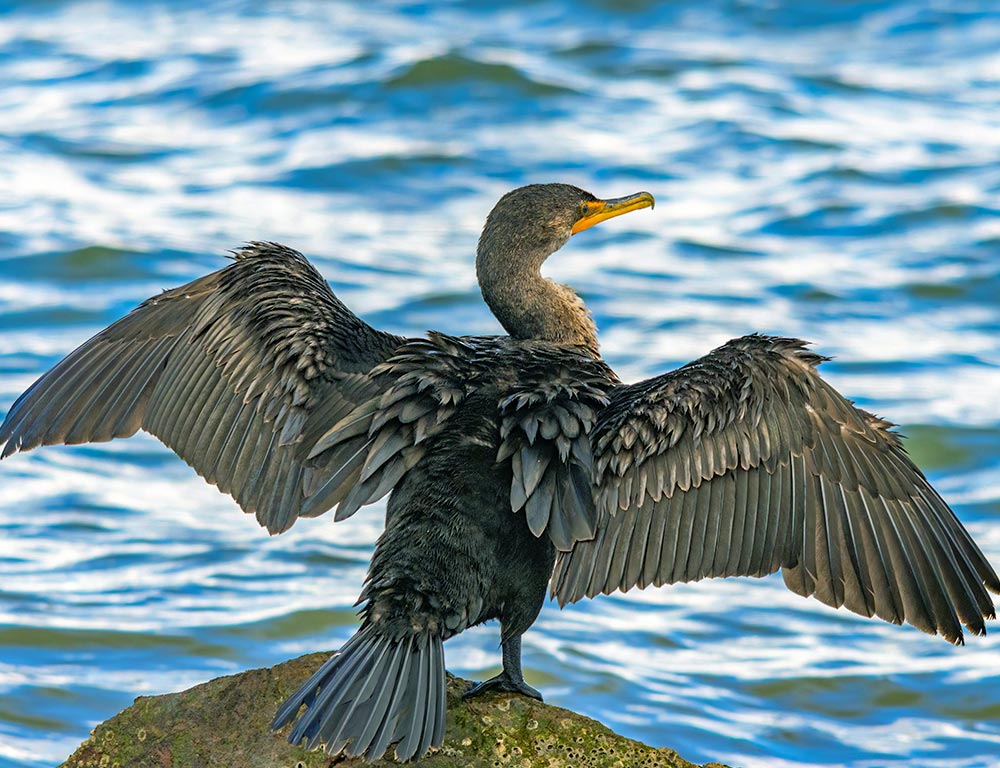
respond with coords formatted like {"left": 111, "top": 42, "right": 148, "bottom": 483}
{"left": 1, "top": 1, "right": 999, "bottom": 766}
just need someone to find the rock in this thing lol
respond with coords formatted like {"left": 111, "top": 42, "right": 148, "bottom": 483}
{"left": 60, "top": 652, "right": 730, "bottom": 768}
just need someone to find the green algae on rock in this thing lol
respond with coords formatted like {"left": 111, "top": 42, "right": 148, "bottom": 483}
{"left": 60, "top": 652, "right": 730, "bottom": 768}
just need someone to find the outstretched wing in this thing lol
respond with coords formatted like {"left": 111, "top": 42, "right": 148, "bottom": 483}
{"left": 553, "top": 334, "right": 1000, "bottom": 644}
{"left": 0, "top": 242, "right": 406, "bottom": 533}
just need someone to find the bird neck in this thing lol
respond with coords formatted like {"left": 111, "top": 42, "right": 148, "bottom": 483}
{"left": 477, "top": 248, "right": 599, "bottom": 355}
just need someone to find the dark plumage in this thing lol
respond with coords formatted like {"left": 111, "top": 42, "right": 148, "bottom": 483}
{"left": 1, "top": 183, "right": 997, "bottom": 762}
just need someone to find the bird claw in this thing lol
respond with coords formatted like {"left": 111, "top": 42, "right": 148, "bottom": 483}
{"left": 462, "top": 672, "right": 543, "bottom": 702}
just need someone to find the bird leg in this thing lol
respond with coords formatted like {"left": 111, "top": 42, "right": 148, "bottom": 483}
{"left": 462, "top": 634, "right": 543, "bottom": 702}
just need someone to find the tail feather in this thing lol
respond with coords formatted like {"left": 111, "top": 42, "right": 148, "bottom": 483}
{"left": 354, "top": 639, "right": 410, "bottom": 758}
{"left": 430, "top": 639, "right": 446, "bottom": 745}
{"left": 307, "top": 634, "right": 391, "bottom": 752}
{"left": 272, "top": 627, "right": 445, "bottom": 762}
{"left": 395, "top": 635, "right": 431, "bottom": 759}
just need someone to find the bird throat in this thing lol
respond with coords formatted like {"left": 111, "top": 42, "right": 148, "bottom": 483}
{"left": 478, "top": 261, "right": 599, "bottom": 355}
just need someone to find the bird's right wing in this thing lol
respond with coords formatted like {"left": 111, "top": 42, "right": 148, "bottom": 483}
{"left": 552, "top": 334, "right": 999, "bottom": 643}
{"left": 0, "top": 242, "right": 407, "bottom": 533}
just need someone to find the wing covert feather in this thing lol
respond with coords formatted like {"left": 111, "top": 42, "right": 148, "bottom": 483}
{"left": 495, "top": 350, "right": 616, "bottom": 551}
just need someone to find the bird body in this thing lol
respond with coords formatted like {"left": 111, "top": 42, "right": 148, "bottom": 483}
{"left": 271, "top": 330, "right": 618, "bottom": 756}
{"left": 1, "top": 183, "right": 997, "bottom": 762}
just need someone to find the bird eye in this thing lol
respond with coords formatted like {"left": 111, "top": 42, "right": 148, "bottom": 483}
{"left": 580, "top": 203, "right": 590, "bottom": 215}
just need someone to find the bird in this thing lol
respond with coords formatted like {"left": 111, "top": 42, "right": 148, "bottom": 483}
{"left": 1, "top": 182, "right": 997, "bottom": 762}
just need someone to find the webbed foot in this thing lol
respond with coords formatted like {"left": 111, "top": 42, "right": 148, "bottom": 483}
{"left": 462, "top": 671, "right": 543, "bottom": 702}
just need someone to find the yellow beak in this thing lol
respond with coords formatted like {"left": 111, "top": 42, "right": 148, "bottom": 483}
{"left": 570, "top": 191, "right": 655, "bottom": 235}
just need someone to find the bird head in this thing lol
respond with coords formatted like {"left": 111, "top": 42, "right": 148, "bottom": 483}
{"left": 477, "top": 183, "right": 655, "bottom": 273}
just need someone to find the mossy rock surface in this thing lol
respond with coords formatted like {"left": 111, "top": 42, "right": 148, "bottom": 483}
{"left": 61, "top": 652, "right": 730, "bottom": 768}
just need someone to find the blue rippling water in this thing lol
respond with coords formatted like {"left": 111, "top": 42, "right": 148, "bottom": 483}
{"left": 1, "top": 1, "right": 999, "bottom": 767}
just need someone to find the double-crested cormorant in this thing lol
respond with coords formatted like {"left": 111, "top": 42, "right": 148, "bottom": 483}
{"left": 1, "top": 183, "right": 997, "bottom": 762}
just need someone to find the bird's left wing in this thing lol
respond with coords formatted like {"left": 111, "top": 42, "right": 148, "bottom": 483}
{"left": 0, "top": 243, "right": 407, "bottom": 533}
{"left": 552, "top": 334, "right": 999, "bottom": 643}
